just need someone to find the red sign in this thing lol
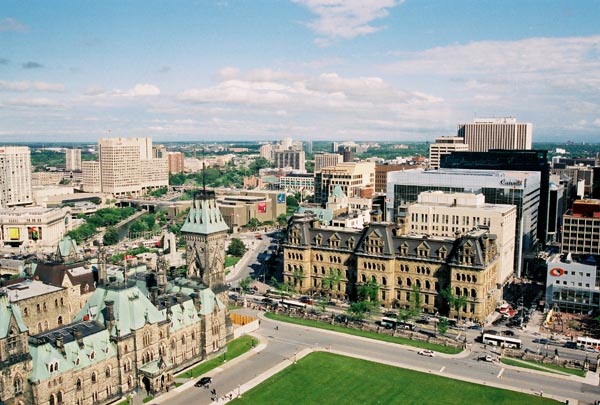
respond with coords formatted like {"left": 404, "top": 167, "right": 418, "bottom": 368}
{"left": 549, "top": 267, "right": 565, "bottom": 277}
{"left": 258, "top": 202, "right": 267, "bottom": 213}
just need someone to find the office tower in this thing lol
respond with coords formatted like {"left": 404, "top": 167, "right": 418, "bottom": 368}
{"left": 281, "top": 137, "right": 293, "bottom": 150}
{"left": 82, "top": 137, "right": 168, "bottom": 196}
{"left": 65, "top": 148, "right": 82, "bottom": 171}
{"left": 388, "top": 168, "right": 541, "bottom": 278}
{"left": 561, "top": 199, "right": 600, "bottom": 255}
{"left": 407, "top": 191, "right": 517, "bottom": 288}
{"left": 153, "top": 144, "right": 167, "bottom": 159}
{"left": 374, "top": 164, "right": 414, "bottom": 194}
{"left": 428, "top": 136, "right": 468, "bottom": 169}
{"left": 259, "top": 143, "right": 273, "bottom": 161}
{"left": 314, "top": 162, "right": 375, "bottom": 205}
{"left": 457, "top": 118, "right": 532, "bottom": 152}
{"left": 342, "top": 147, "right": 354, "bottom": 163}
{"left": 314, "top": 153, "right": 343, "bottom": 172}
{"left": 441, "top": 149, "right": 551, "bottom": 246}
{"left": 168, "top": 152, "right": 185, "bottom": 174}
{"left": 81, "top": 161, "right": 101, "bottom": 192}
{"left": 273, "top": 150, "right": 306, "bottom": 172}
{"left": 305, "top": 140, "right": 313, "bottom": 154}
{"left": 0, "top": 146, "right": 32, "bottom": 208}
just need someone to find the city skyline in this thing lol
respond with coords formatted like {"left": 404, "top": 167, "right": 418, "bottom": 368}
{"left": 1, "top": 1, "right": 600, "bottom": 143}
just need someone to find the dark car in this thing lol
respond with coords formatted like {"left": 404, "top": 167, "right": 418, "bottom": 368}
{"left": 416, "top": 319, "right": 429, "bottom": 325}
{"left": 502, "top": 330, "right": 515, "bottom": 336}
{"left": 485, "top": 329, "right": 498, "bottom": 335}
{"left": 195, "top": 376, "right": 212, "bottom": 387}
{"left": 262, "top": 297, "right": 274, "bottom": 305}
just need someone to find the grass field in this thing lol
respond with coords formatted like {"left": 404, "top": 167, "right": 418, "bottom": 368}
{"left": 225, "top": 256, "right": 242, "bottom": 268}
{"left": 233, "top": 352, "right": 557, "bottom": 405}
{"left": 265, "top": 312, "right": 462, "bottom": 354}
{"left": 501, "top": 358, "right": 586, "bottom": 377}
{"left": 176, "top": 335, "right": 257, "bottom": 379}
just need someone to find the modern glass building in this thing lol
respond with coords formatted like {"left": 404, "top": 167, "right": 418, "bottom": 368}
{"left": 387, "top": 169, "right": 541, "bottom": 278}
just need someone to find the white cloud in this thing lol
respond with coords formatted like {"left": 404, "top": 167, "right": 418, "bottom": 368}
{"left": 3, "top": 97, "right": 63, "bottom": 108}
{"left": 83, "top": 83, "right": 161, "bottom": 97}
{"left": 0, "top": 17, "right": 28, "bottom": 33}
{"left": 0, "top": 80, "right": 65, "bottom": 92}
{"left": 593, "top": 118, "right": 600, "bottom": 126}
{"left": 294, "top": 0, "right": 401, "bottom": 45}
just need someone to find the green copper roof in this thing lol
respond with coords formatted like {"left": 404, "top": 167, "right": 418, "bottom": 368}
{"left": 74, "top": 285, "right": 165, "bottom": 338}
{"left": 57, "top": 235, "right": 80, "bottom": 258}
{"left": 29, "top": 328, "right": 116, "bottom": 383}
{"left": 0, "top": 294, "right": 28, "bottom": 338}
{"left": 181, "top": 195, "right": 229, "bottom": 235}
{"left": 330, "top": 184, "right": 346, "bottom": 198}
{"left": 297, "top": 206, "right": 333, "bottom": 224}
{"left": 166, "top": 282, "right": 225, "bottom": 316}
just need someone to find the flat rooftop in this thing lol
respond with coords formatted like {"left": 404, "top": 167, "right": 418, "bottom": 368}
{"left": 3, "top": 279, "right": 63, "bottom": 301}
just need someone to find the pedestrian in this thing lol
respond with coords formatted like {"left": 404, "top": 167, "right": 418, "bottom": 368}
{"left": 540, "top": 390, "right": 543, "bottom": 397}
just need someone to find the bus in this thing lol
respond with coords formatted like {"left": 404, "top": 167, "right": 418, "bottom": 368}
{"left": 482, "top": 333, "right": 522, "bottom": 349}
{"left": 577, "top": 336, "right": 600, "bottom": 350}
{"left": 279, "top": 299, "right": 307, "bottom": 310}
{"left": 265, "top": 289, "right": 292, "bottom": 299}
{"left": 379, "top": 317, "right": 415, "bottom": 330}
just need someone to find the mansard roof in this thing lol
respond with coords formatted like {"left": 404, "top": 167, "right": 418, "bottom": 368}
{"left": 0, "top": 293, "right": 28, "bottom": 338}
{"left": 285, "top": 212, "right": 497, "bottom": 268}
{"left": 29, "top": 322, "right": 116, "bottom": 383}
{"left": 181, "top": 191, "right": 229, "bottom": 235}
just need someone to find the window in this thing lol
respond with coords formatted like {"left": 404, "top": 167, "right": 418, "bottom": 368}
{"left": 91, "top": 372, "right": 97, "bottom": 383}
{"left": 76, "top": 378, "right": 82, "bottom": 390}
{"left": 105, "top": 366, "right": 111, "bottom": 377}
{"left": 14, "top": 375, "right": 23, "bottom": 394}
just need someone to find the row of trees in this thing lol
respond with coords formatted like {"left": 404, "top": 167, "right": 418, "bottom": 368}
{"left": 168, "top": 157, "right": 273, "bottom": 188}
{"left": 68, "top": 207, "right": 137, "bottom": 243}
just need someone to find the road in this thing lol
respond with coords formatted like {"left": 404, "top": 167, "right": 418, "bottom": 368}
{"left": 154, "top": 312, "right": 600, "bottom": 405}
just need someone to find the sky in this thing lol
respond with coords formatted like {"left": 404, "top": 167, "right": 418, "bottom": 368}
{"left": 1, "top": 0, "right": 600, "bottom": 143}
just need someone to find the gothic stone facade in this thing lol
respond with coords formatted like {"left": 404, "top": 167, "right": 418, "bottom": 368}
{"left": 283, "top": 214, "right": 499, "bottom": 322}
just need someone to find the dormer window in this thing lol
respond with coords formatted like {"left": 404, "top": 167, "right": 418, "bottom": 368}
{"left": 400, "top": 242, "right": 409, "bottom": 256}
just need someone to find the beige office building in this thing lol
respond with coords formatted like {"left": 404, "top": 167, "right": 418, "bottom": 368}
{"left": 407, "top": 191, "right": 517, "bottom": 288}
{"left": 65, "top": 148, "right": 82, "bottom": 171}
{"left": 0, "top": 206, "right": 71, "bottom": 250}
{"left": 562, "top": 199, "right": 600, "bottom": 255}
{"left": 81, "top": 161, "right": 101, "bottom": 192}
{"left": 0, "top": 146, "right": 32, "bottom": 208}
{"left": 273, "top": 149, "right": 305, "bottom": 172}
{"left": 314, "top": 162, "right": 375, "bottom": 205}
{"left": 457, "top": 118, "right": 532, "bottom": 152}
{"left": 314, "top": 153, "right": 343, "bottom": 172}
{"left": 82, "top": 137, "right": 168, "bottom": 196}
{"left": 428, "top": 136, "right": 469, "bottom": 169}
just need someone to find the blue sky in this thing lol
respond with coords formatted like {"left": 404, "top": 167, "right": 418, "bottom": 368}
{"left": 1, "top": 0, "right": 600, "bottom": 143}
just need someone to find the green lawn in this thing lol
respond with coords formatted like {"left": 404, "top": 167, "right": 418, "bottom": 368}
{"left": 176, "top": 335, "right": 258, "bottom": 379}
{"left": 233, "top": 352, "right": 557, "bottom": 405}
{"left": 501, "top": 358, "right": 586, "bottom": 377}
{"left": 225, "top": 256, "right": 242, "bottom": 268}
{"left": 265, "top": 312, "right": 461, "bottom": 354}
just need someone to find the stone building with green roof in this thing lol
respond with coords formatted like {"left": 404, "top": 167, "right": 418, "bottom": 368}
{"left": 0, "top": 189, "right": 232, "bottom": 405}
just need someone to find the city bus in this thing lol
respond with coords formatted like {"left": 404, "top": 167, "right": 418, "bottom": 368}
{"left": 279, "top": 299, "right": 307, "bottom": 310}
{"left": 482, "top": 333, "right": 522, "bottom": 349}
{"left": 379, "top": 317, "right": 415, "bottom": 330}
{"left": 577, "top": 336, "right": 600, "bottom": 350}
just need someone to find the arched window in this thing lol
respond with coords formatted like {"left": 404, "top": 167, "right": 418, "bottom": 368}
{"left": 76, "top": 378, "right": 82, "bottom": 390}
{"left": 14, "top": 375, "right": 23, "bottom": 394}
{"left": 57, "top": 316, "right": 63, "bottom": 325}
{"left": 406, "top": 278, "right": 412, "bottom": 287}
{"left": 105, "top": 366, "right": 111, "bottom": 377}
{"left": 381, "top": 277, "right": 387, "bottom": 286}
{"left": 91, "top": 372, "right": 97, "bottom": 383}
{"left": 425, "top": 280, "right": 431, "bottom": 290}
{"left": 60, "top": 297, "right": 64, "bottom": 306}
{"left": 471, "top": 289, "right": 477, "bottom": 298}
{"left": 455, "top": 287, "right": 460, "bottom": 296}
{"left": 57, "top": 391, "right": 63, "bottom": 404}
{"left": 55, "top": 299, "right": 58, "bottom": 307}
{"left": 49, "top": 394, "right": 55, "bottom": 405}
{"left": 23, "top": 307, "right": 28, "bottom": 317}
{"left": 361, "top": 274, "right": 366, "bottom": 283}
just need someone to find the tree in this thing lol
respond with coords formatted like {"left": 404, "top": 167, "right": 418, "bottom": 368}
{"left": 227, "top": 238, "right": 247, "bottom": 257}
{"left": 103, "top": 227, "right": 119, "bottom": 246}
{"left": 277, "top": 214, "right": 288, "bottom": 227}
{"left": 322, "top": 268, "right": 343, "bottom": 298}
{"left": 454, "top": 295, "right": 469, "bottom": 320}
{"left": 409, "top": 284, "right": 422, "bottom": 317}
{"left": 239, "top": 276, "right": 252, "bottom": 293}
{"left": 291, "top": 267, "right": 304, "bottom": 290}
{"left": 249, "top": 157, "right": 272, "bottom": 174}
{"left": 358, "top": 280, "right": 380, "bottom": 306}
{"left": 437, "top": 317, "right": 449, "bottom": 335}
{"left": 316, "top": 297, "right": 328, "bottom": 313}
{"left": 348, "top": 301, "right": 371, "bottom": 320}
{"left": 247, "top": 217, "right": 261, "bottom": 231}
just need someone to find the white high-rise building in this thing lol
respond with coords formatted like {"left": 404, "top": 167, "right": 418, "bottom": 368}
{"left": 0, "top": 146, "right": 32, "bottom": 208}
{"left": 259, "top": 143, "right": 273, "bottom": 161}
{"left": 428, "top": 136, "right": 468, "bottom": 169}
{"left": 82, "top": 137, "right": 168, "bottom": 196}
{"left": 457, "top": 117, "right": 532, "bottom": 152}
{"left": 65, "top": 148, "right": 82, "bottom": 171}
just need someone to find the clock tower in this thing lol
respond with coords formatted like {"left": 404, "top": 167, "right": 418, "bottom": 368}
{"left": 181, "top": 189, "right": 229, "bottom": 292}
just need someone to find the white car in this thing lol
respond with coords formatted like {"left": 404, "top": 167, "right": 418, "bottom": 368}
{"left": 418, "top": 349, "right": 435, "bottom": 357}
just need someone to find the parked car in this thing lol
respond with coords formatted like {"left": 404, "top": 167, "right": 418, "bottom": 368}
{"left": 478, "top": 355, "right": 495, "bottom": 362}
{"left": 563, "top": 341, "right": 578, "bottom": 349}
{"left": 417, "top": 349, "right": 435, "bottom": 357}
{"left": 195, "top": 376, "right": 212, "bottom": 387}
{"left": 262, "top": 297, "right": 274, "bottom": 305}
{"left": 502, "top": 330, "right": 515, "bottom": 336}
